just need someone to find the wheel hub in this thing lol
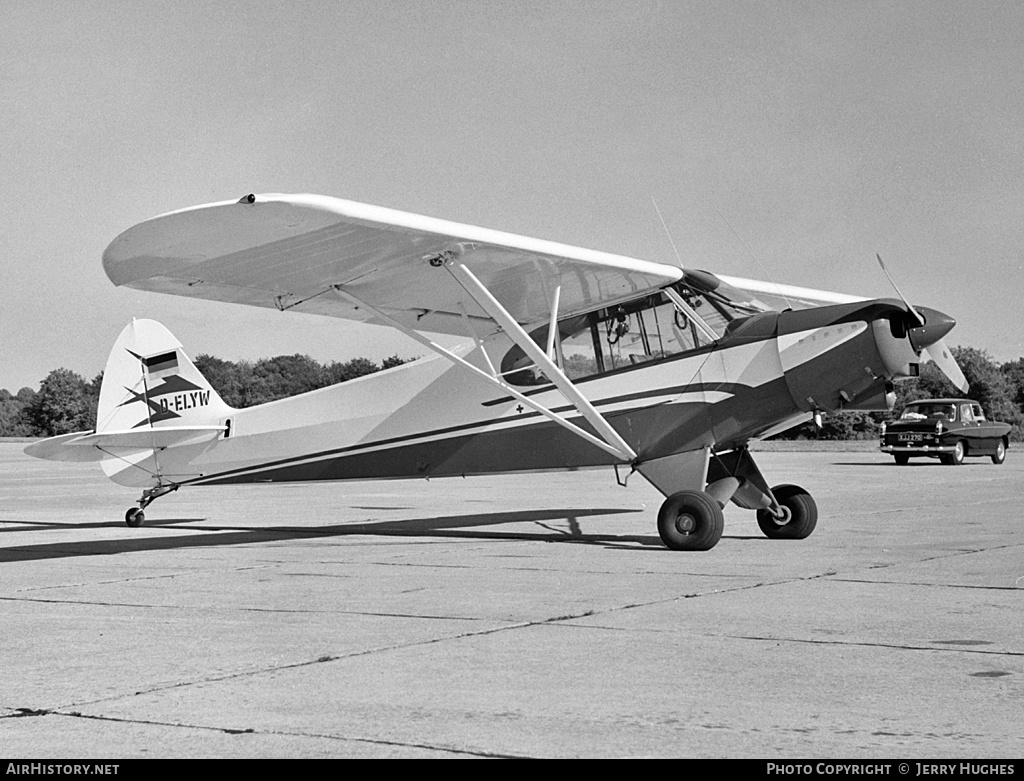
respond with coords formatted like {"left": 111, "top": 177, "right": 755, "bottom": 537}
{"left": 675, "top": 513, "right": 697, "bottom": 535}
{"left": 770, "top": 505, "right": 792, "bottom": 527}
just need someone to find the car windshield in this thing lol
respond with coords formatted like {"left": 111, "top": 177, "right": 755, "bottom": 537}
{"left": 901, "top": 403, "right": 956, "bottom": 420}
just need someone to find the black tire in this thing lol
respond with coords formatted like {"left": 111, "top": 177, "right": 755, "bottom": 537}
{"left": 894, "top": 454, "right": 910, "bottom": 466}
{"left": 942, "top": 440, "right": 966, "bottom": 466}
{"left": 756, "top": 484, "right": 818, "bottom": 540}
{"left": 992, "top": 439, "right": 1007, "bottom": 465}
{"left": 125, "top": 508, "right": 144, "bottom": 527}
{"left": 657, "top": 490, "right": 724, "bottom": 551}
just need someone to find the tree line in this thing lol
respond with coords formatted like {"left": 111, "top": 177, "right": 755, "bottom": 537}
{"left": 0, "top": 353, "right": 409, "bottom": 437}
{"left": 3, "top": 345, "right": 1023, "bottom": 441}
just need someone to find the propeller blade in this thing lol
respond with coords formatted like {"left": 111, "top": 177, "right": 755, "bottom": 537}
{"left": 922, "top": 338, "right": 969, "bottom": 393}
{"left": 876, "top": 253, "right": 925, "bottom": 327}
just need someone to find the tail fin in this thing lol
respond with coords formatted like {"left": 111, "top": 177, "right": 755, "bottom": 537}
{"left": 97, "top": 319, "right": 233, "bottom": 432}
{"left": 26, "top": 319, "right": 233, "bottom": 475}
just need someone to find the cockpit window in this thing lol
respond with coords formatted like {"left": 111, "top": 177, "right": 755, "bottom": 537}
{"left": 680, "top": 270, "right": 773, "bottom": 317}
{"left": 500, "top": 277, "right": 760, "bottom": 386}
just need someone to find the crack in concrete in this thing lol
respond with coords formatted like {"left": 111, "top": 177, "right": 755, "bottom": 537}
{"left": 0, "top": 593, "right": 488, "bottom": 621}
{"left": 11, "top": 572, "right": 192, "bottom": 594}
{"left": 57, "top": 618, "right": 548, "bottom": 710}
{"left": 831, "top": 577, "right": 1024, "bottom": 591}
{"left": 1, "top": 708, "right": 528, "bottom": 758}
{"left": 724, "top": 634, "right": 1024, "bottom": 658}
{"left": 3, "top": 707, "right": 49, "bottom": 718}
{"left": 238, "top": 606, "right": 485, "bottom": 620}
{"left": 0, "top": 595, "right": 185, "bottom": 609}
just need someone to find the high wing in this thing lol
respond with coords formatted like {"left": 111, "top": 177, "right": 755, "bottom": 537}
{"left": 714, "top": 274, "right": 867, "bottom": 311}
{"left": 103, "top": 193, "right": 682, "bottom": 337}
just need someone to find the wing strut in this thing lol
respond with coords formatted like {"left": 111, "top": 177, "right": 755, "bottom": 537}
{"left": 444, "top": 258, "right": 637, "bottom": 462}
{"left": 335, "top": 286, "right": 634, "bottom": 460}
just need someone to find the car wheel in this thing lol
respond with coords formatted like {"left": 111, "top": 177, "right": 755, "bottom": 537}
{"left": 992, "top": 439, "right": 1007, "bottom": 465}
{"left": 943, "top": 440, "right": 966, "bottom": 466}
{"left": 894, "top": 454, "right": 910, "bottom": 466}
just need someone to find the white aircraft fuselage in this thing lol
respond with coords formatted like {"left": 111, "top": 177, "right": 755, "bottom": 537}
{"left": 97, "top": 297, "right": 944, "bottom": 498}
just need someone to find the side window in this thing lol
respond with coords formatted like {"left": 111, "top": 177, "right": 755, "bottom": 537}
{"left": 499, "top": 314, "right": 600, "bottom": 386}
{"left": 960, "top": 404, "right": 974, "bottom": 423}
{"left": 647, "top": 296, "right": 708, "bottom": 355}
{"left": 559, "top": 315, "right": 600, "bottom": 380}
{"left": 597, "top": 305, "right": 653, "bottom": 372}
{"left": 597, "top": 293, "right": 723, "bottom": 372}
{"left": 972, "top": 404, "right": 985, "bottom": 422}
{"left": 499, "top": 286, "right": 728, "bottom": 387}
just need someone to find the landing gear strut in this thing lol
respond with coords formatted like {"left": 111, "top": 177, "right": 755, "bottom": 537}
{"left": 124, "top": 482, "right": 179, "bottom": 527}
{"left": 640, "top": 447, "right": 821, "bottom": 550}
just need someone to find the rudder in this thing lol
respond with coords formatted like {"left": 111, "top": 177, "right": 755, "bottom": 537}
{"left": 97, "top": 319, "right": 233, "bottom": 433}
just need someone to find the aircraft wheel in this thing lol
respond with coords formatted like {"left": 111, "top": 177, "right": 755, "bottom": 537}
{"left": 992, "top": 439, "right": 1007, "bottom": 465}
{"left": 894, "top": 454, "right": 910, "bottom": 466}
{"left": 941, "top": 440, "right": 966, "bottom": 466}
{"left": 756, "top": 484, "right": 817, "bottom": 540}
{"left": 657, "top": 490, "right": 724, "bottom": 551}
{"left": 125, "top": 508, "right": 145, "bottom": 527}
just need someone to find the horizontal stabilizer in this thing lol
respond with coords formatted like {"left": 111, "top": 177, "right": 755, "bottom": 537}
{"left": 24, "top": 426, "right": 226, "bottom": 462}
{"left": 24, "top": 431, "right": 105, "bottom": 462}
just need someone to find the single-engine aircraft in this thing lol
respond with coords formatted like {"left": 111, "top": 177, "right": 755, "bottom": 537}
{"left": 25, "top": 193, "right": 969, "bottom": 550}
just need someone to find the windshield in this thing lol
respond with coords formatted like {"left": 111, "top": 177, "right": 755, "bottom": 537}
{"left": 681, "top": 270, "right": 774, "bottom": 319}
{"left": 901, "top": 403, "right": 956, "bottom": 420}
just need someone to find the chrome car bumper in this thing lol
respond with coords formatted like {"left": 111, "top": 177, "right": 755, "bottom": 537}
{"left": 879, "top": 444, "right": 956, "bottom": 454}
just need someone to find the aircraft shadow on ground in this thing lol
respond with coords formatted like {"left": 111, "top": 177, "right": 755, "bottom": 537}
{"left": 0, "top": 507, "right": 692, "bottom": 562}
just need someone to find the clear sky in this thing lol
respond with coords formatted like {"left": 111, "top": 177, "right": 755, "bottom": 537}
{"left": 3, "top": 0, "right": 1022, "bottom": 391}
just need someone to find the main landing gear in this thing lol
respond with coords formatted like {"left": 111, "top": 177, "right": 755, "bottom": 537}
{"left": 124, "top": 482, "right": 179, "bottom": 527}
{"left": 655, "top": 483, "right": 817, "bottom": 550}
{"left": 644, "top": 447, "right": 819, "bottom": 551}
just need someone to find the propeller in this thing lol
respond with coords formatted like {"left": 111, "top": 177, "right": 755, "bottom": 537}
{"left": 876, "top": 253, "right": 969, "bottom": 393}
{"left": 925, "top": 338, "right": 969, "bottom": 394}
{"left": 876, "top": 253, "right": 924, "bottom": 327}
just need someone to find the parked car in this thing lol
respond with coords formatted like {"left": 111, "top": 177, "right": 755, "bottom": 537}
{"left": 879, "top": 399, "right": 1010, "bottom": 465}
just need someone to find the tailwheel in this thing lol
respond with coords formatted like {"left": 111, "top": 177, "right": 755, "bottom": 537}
{"left": 756, "top": 484, "right": 817, "bottom": 540}
{"left": 657, "top": 490, "right": 725, "bottom": 551}
{"left": 124, "top": 482, "right": 179, "bottom": 528}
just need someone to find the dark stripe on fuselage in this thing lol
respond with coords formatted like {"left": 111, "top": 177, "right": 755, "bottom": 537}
{"left": 185, "top": 376, "right": 796, "bottom": 487}
{"left": 183, "top": 379, "right": 754, "bottom": 485}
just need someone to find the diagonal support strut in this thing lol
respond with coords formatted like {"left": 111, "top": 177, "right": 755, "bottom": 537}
{"left": 444, "top": 258, "right": 637, "bottom": 462}
{"left": 331, "top": 284, "right": 636, "bottom": 462}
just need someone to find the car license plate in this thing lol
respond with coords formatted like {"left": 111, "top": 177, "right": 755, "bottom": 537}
{"left": 898, "top": 433, "right": 924, "bottom": 442}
